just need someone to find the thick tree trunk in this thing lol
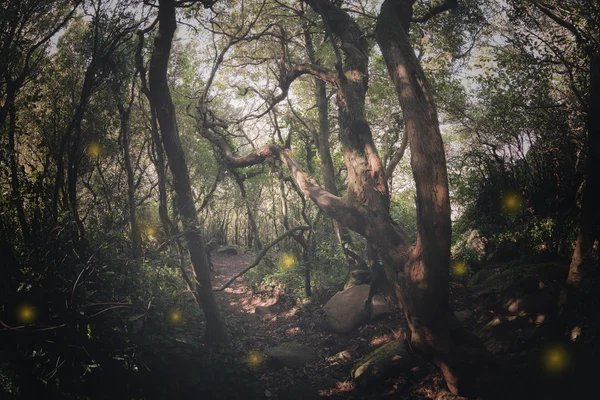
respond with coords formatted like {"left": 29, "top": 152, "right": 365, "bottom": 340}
{"left": 314, "top": 79, "right": 367, "bottom": 271}
{"left": 136, "top": 29, "right": 172, "bottom": 241}
{"left": 118, "top": 103, "right": 141, "bottom": 255}
{"left": 149, "top": 0, "right": 226, "bottom": 345}
{"left": 302, "top": 19, "right": 366, "bottom": 271}
{"left": 567, "top": 52, "right": 600, "bottom": 288}
{"left": 376, "top": 0, "right": 493, "bottom": 395}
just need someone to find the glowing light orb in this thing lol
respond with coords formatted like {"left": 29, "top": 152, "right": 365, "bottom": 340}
{"left": 245, "top": 351, "right": 264, "bottom": 369}
{"left": 87, "top": 142, "right": 102, "bottom": 158}
{"left": 17, "top": 304, "right": 37, "bottom": 325}
{"left": 169, "top": 310, "right": 183, "bottom": 325}
{"left": 279, "top": 254, "right": 296, "bottom": 271}
{"left": 541, "top": 345, "right": 570, "bottom": 374}
{"left": 452, "top": 261, "right": 468, "bottom": 276}
{"left": 145, "top": 226, "right": 156, "bottom": 239}
{"left": 502, "top": 192, "right": 522, "bottom": 213}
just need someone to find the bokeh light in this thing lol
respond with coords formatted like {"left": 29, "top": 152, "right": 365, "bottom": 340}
{"left": 452, "top": 261, "right": 468, "bottom": 277}
{"left": 502, "top": 192, "right": 522, "bottom": 213}
{"left": 87, "top": 142, "right": 102, "bottom": 158}
{"left": 245, "top": 351, "right": 264, "bottom": 369}
{"left": 279, "top": 253, "right": 296, "bottom": 271}
{"left": 541, "top": 344, "right": 570, "bottom": 375}
{"left": 169, "top": 310, "right": 183, "bottom": 325}
{"left": 17, "top": 304, "right": 37, "bottom": 325}
{"left": 145, "top": 226, "right": 156, "bottom": 239}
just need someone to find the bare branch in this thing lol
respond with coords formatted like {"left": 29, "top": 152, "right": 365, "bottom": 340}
{"left": 411, "top": 0, "right": 458, "bottom": 23}
{"left": 214, "top": 226, "right": 310, "bottom": 291}
{"left": 385, "top": 131, "right": 409, "bottom": 181}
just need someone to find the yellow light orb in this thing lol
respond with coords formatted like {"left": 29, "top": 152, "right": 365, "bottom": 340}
{"left": 17, "top": 304, "right": 37, "bottom": 325}
{"left": 245, "top": 351, "right": 264, "bottom": 369}
{"left": 453, "top": 261, "right": 468, "bottom": 276}
{"left": 169, "top": 310, "right": 183, "bottom": 325}
{"left": 146, "top": 226, "right": 156, "bottom": 239}
{"left": 502, "top": 192, "right": 522, "bottom": 213}
{"left": 87, "top": 142, "right": 102, "bottom": 158}
{"left": 541, "top": 345, "right": 570, "bottom": 374}
{"left": 279, "top": 254, "right": 296, "bottom": 271}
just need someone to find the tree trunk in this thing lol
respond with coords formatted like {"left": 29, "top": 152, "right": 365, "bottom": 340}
{"left": 53, "top": 67, "right": 94, "bottom": 234}
{"left": 279, "top": 174, "right": 311, "bottom": 297}
{"left": 148, "top": 0, "right": 226, "bottom": 345}
{"left": 302, "top": 20, "right": 366, "bottom": 272}
{"left": 567, "top": 52, "right": 600, "bottom": 288}
{"left": 118, "top": 102, "right": 141, "bottom": 255}
{"left": 67, "top": 118, "right": 86, "bottom": 243}
{"left": 232, "top": 170, "right": 263, "bottom": 250}
{"left": 136, "top": 29, "right": 172, "bottom": 241}
{"left": 5, "top": 88, "right": 32, "bottom": 245}
{"left": 376, "top": 0, "right": 493, "bottom": 395}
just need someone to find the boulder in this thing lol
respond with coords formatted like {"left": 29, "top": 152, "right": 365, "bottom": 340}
{"left": 370, "top": 295, "right": 393, "bottom": 320}
{"left": 351, "top": 340, "right": 414, "bottom": 384}
{"left": 323, "top": 284, "right": 370, "bottom": 333}
{"left": 216, "top": 246, "right": 238, "bottom": 255}
{"left": 264, "top": 342, "right": 317, "bottom": 368}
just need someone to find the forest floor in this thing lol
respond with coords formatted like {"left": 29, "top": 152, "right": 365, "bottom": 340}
{"left": 209, "top": 251, "right": 470, "bottom": 400}
{"left": 207, "top": 251, "right": 600, "bottom": 400}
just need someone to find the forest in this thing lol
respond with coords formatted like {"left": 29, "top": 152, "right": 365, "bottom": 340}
{"left": 0, "top": 0, "right": 598, "bottom": 399}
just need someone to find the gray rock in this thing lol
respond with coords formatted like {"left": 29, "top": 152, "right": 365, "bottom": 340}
{"left": 351, "top": 340, "right": 414, "bottom": 384}
{"left": 370, "top": 295, "right": 393, "bottom": 320}
{"left": 323, "top": 284, "right": 370, "bottom": 333}
{"left": 264, "top": 342, "right": 317, "bottom": 368}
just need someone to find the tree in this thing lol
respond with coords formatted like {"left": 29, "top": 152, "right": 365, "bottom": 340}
{"left": 148, "top": 0, "right": 226, "bottom": 345}
{"left": 200, "top": 0, "right": 494, "bottom": 395}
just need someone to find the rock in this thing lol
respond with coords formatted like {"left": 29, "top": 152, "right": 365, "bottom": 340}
{"left": 323, "top": 284, "right": 370, "bottom": 333}
{"left": 370, "top": 295, "right": 393, "bottom": 320}
{"left": 351, "top": 340, "right": 414, "bottom": 384}
{"left": 327, "top": 350, "right": 353, "bottom": 363}
{"left": 344, "top": 269, "right": 371, "bottom": 290}
{"left": 216, "top": 246, "right": 238, "bottom": 255}
{"left": 264, "top": 342, "right": 317, "bottom": 368}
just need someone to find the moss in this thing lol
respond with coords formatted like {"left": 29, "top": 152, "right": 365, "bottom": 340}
{"left": 351, "top": 340, "right": 414, "bottom": 384}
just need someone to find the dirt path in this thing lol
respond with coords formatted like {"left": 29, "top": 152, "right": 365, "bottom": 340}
{"left": 209, "top": 251, "right": 439, "bottom": 400}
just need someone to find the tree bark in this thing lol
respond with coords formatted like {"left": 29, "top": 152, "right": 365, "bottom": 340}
{"left": 567, "top": 52, "right": 600, "bottom": 288}
{"left": 4, "top": 87, "right": 32, "bottom": 246}
{"left": 376, "top": 0, "right": 495, "bottom": 395}
{"left": 118, "top": 101, "right": 141, "bottom": 255}
{"left": 148, "top": 0, "right": 226, "bottom": 345}
{"left": 232, "top": 170, "right": 263, "bottom": 250}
